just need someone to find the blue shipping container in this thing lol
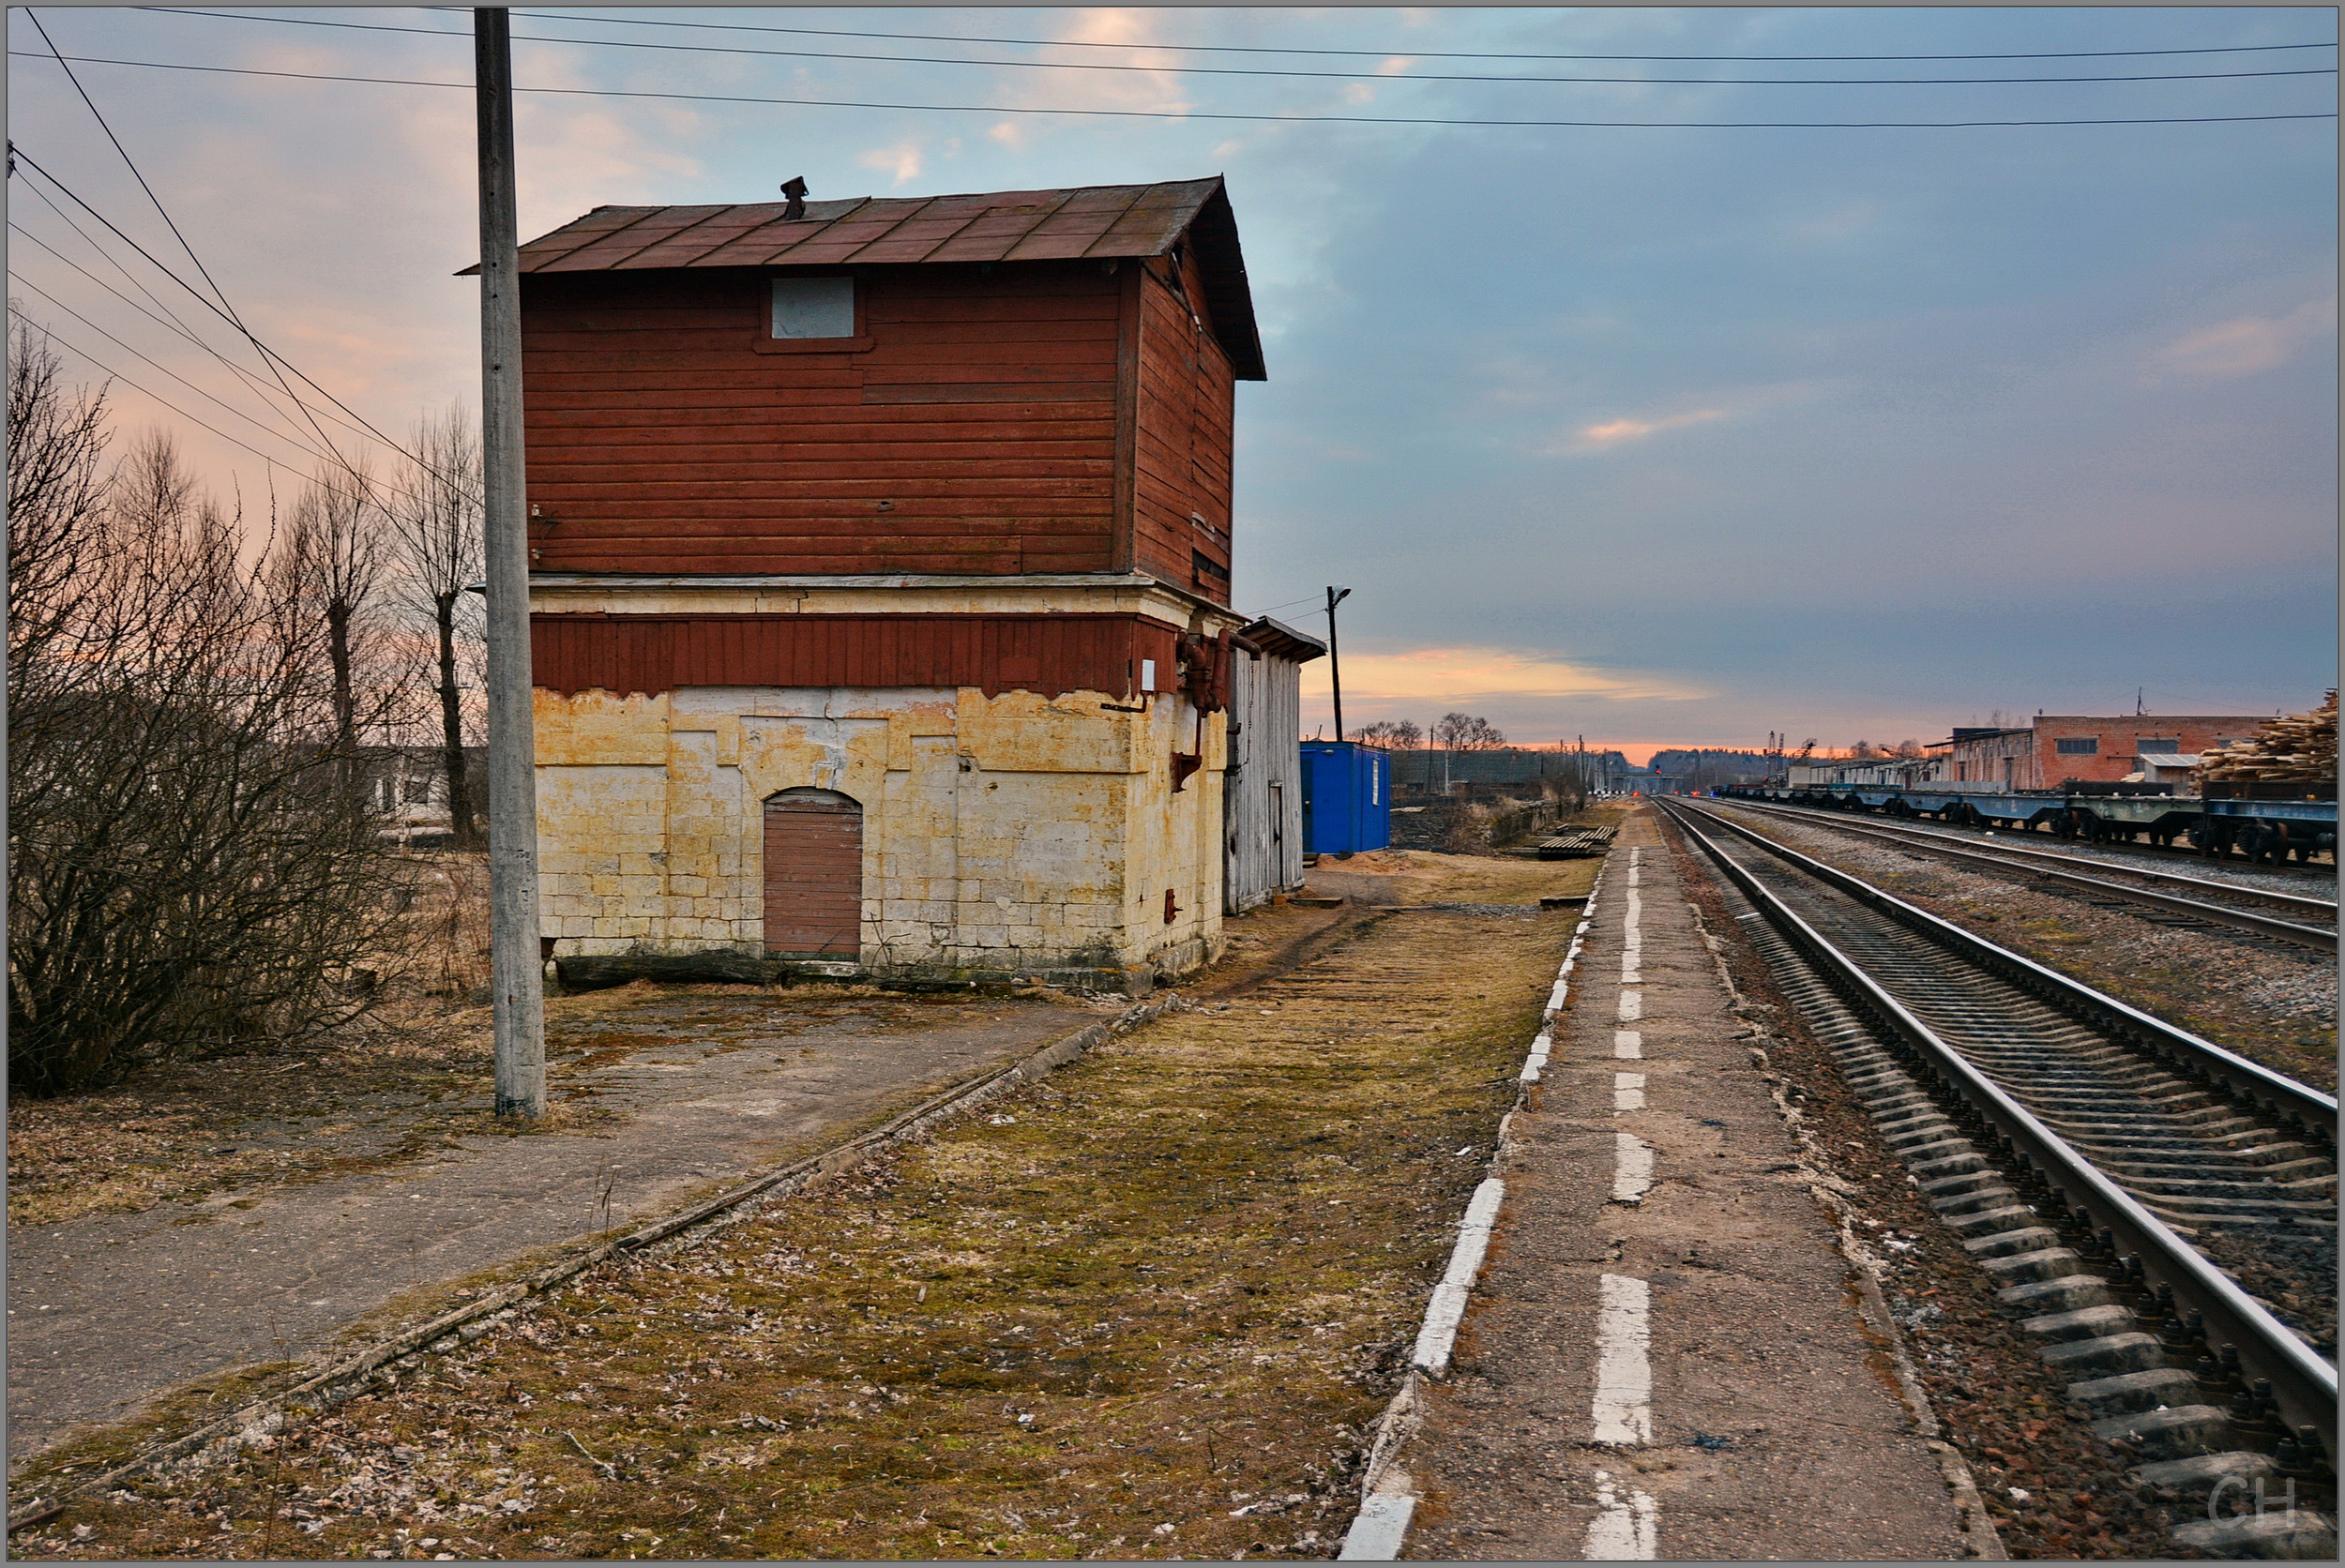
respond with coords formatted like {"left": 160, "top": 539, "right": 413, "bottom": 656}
{"left": 1299, "top": 740, "right": 1392, "bottom": 854}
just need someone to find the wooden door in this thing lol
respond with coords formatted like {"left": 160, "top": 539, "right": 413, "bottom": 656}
{"left": 763, "top": 790, "right": 864, "bottom": 957}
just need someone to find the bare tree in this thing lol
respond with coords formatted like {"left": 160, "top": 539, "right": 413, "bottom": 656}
{"left": 1433, "top": 711, "right": 1506, "bottom": 751}
{"left": 8, "top": 319, "right": 409, "bottom": 1094}
{"left": 280, "top": 455, "right": 390, "bottom": 760}
{"left": 1353, "top": 718, "right": 1422, "bottom": 749}
{"left": 385, "top": 404, "right": 484, "bottom": 845}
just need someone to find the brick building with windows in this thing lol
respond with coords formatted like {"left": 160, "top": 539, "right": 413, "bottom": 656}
{"left": 1944, "top": 715, "right": 2276, "bottom": 791}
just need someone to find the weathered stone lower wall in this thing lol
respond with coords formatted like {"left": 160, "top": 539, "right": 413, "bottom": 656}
{"left": 534, "top": 682, "right": 1224, "bottom": 990}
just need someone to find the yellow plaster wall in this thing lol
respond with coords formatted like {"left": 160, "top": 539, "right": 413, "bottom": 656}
{"left": 533, "top": 682, "right": 1226, "bottom": 985}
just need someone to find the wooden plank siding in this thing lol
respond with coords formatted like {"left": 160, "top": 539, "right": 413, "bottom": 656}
{"left": 532, "top": 611, "right": 1184, "bottom": 701}
{"left": 522, "top": 264, "right": 1126, "bottom": 576}
{"left": 519, "top": 251, "right": 1235, "bottom": 603}
{"left": 1129, "top": 249, "right": 1236, "bottom": 600}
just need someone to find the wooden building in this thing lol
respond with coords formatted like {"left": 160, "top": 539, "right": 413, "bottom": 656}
{"left": 508, "top": 178, "right": 1268, "bottom": 990}
{"left": 1222, "top": 616, "right": 1324, "bottom": 913}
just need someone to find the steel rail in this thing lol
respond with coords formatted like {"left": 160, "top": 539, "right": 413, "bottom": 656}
{"left": 1673, "top": 799, "right": 2338, "bottom": 1141}
{"left": 1658, "top": 799, "right": 2339, "bottom": 1465}
{"left": 1715, "top": 796, "right": 2337, "bottom": 951}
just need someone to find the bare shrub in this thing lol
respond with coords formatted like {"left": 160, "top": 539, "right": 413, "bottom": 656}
{"left": 7, "top": 315, "right": 413, "bottom": 1094}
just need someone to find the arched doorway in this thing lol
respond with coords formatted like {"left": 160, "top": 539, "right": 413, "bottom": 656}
{"left": 762, "top": 788, "right": 864, "bottom": 957}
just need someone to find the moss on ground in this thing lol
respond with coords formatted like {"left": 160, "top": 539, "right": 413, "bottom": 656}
{"left": 16, "top": 857, "right": 1581, "bottom": 1562}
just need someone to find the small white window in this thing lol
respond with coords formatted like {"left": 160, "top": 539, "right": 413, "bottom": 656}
{"left": 1140, "top": 659, "right": 1157, "bottom": 692}
{"left": 771, "top": 276, "right": 855, "bottom": 339}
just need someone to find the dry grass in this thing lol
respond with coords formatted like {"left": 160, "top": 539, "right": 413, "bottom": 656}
{"left": 16, "top": 855, "right": 1587, "bottom": 1562}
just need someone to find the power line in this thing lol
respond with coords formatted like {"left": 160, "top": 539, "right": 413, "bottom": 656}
{"left": 8, "top": 273, "right": 342, "bottom": 467}
{"left": 8, "top": 216, "right": 404, "bottom": 456}
{"left": 23, "top": 8, "right": 371, "bottom": 489}
{"left": 501, "top": 8, "right": 2337, "bottom": 66}
{"left": 13, "top": 52, "right": 2336, "bottom": 128}
{"left": 139, "top": 9, "right": 2343, "bottom": 87}
{"left": 23, "top": 310, "right": 325, "bottom": 483}
{"left": 8, "top": 142, "right": 458, "bottom": 486}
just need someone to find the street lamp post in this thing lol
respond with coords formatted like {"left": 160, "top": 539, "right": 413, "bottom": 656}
{"left": 1324, "top": 584, "right": 1352, "bottom": 742}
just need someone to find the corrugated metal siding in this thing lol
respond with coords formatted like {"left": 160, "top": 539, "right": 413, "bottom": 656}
{"left": 1224, "top": 650, "right": 1306, "bottom": 912}
{"left": 532, "top": 611, "right": 1181, "bottom": 701}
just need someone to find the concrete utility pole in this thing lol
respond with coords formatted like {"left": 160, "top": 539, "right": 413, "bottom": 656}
{"left": 1324, "top": 584, "right": 1351, "bottom": 742}
{"left": 476, "top": 7, "right": 545, "bottom": 1118}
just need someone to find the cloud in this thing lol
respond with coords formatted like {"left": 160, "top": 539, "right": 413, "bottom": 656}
{"left": 858, "top": 141, "right": 925, "bottom": 186}
{"left": 1560, "top": 407, "right": 1729, "bottom": 452}
{"left": 2145, "top": 300, "right": 2337, "bottom": 382}
{"left": 1300, "top": 646, "right": 1707, "bottom": 704}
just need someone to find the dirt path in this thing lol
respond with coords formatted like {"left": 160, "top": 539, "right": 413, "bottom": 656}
{"left": 14, "top": 852, "right": 1594, "bottom": 1562}
{"left": 8, "top": 987, "right": 1119, "bottom": 1468}
{"left": 1398, "top": 809, "right": 1975, "bottom": 1560}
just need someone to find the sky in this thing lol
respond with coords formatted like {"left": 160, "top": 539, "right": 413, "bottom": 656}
{"left": 8, "top": 6, "right": 2337, "bottom": 761}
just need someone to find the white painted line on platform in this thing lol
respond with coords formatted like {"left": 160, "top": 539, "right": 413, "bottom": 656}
{"left": 1411, "top": 1178, "right": 1505, "bottom": 1377}
{"left": 1546, "top": 976, "right": 1571, "bottom": 1015}
{"left": 1591, "top": 1273, "right": 1654, "bottom": 1445}
{"left": 1339, "top": 1491, "right": 1416, "bottom": 1560}
{"left": 1735, "top": 911, "right": 1763, "bottom": 921}
{"left": 1613, "top": 1072, "right": 1646, "bottom": 1111}
{"left": 1625, "top": 890, "right": 1642, "bottom": 928}
{"left": 1613, "top": 1030, "right": 1642, "bottom": 1060}
{"left": 1583, "top": 1470, "right": 1657, "bottom": 1560}
{"left": 1616, "top": 988, "right": 1641, "bottom": 1021}
{"left": 1611, "top": 1132, "right": 1654, "bottom": 1204}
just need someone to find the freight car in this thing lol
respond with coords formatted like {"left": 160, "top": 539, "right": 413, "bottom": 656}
{"left": 1720, "top": 781, "right": 2337, "bottom": 866}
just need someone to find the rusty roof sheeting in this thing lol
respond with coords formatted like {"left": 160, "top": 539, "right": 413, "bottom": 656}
{"left": 492, "top": 176, "right": 1263, "bottom": 379}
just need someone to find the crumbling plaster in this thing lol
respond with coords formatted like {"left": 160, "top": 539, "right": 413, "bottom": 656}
{"left": 534, "top": 682, "right": 1224, "bottom": 988}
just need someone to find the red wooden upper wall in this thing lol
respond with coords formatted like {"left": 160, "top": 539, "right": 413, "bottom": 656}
{"left": 521, "top": 257, "right": 1234, "bottom": 602}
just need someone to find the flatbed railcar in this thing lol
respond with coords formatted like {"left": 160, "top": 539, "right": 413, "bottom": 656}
{"left": 1720, "top": 781, "right": 2337, "bottom": 866}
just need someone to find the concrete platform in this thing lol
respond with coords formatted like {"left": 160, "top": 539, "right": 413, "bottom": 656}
{"left": 1395, "top": 807, "right": 1976, "bottom": 1560}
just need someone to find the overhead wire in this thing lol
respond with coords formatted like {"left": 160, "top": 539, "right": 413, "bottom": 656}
{"left": 22, "top": 309, "right": 330, "bottom": 483}
{"left": 495, "top": 8, "right": 2337, "bottom": 65}
{"left": 7, "top": 141, "right": 460, "bottom": 488}
{"left": 135, "top": 10, "right": 2343, "bottom": 87}
{"left": 8, "top": 216, "right": 406, "bottom": 455}
{"left": 12, "top": 52, "right": 2335, "bottom": 128}
{"left": 22, "top": 8, "right": 377, "bottom": 489}
{"left": 8, "top": 272, "right": 346, "bottom": 467}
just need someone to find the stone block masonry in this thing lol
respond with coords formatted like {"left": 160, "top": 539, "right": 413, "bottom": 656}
{"left": 534, "top": 678, "right": 1226, "bottom": 993}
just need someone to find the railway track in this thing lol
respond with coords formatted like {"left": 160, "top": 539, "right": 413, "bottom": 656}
{"left": 1708, "top": 796, "right": 2338, "bottom": 953}
{"left": 1658, "top": 799, "right": 2337, "bottom": 1554}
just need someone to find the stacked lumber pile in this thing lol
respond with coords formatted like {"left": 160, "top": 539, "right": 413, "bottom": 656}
{"left": 1536, "top": 825, "right": 1619, "bottom": 860}
{"left": 2194, "top": 690, "right": 2338, "bottom": 783}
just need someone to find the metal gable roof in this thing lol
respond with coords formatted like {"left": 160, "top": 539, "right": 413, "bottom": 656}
{"left": 490, "top": 175, "right": 1264, "bottom": 379}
